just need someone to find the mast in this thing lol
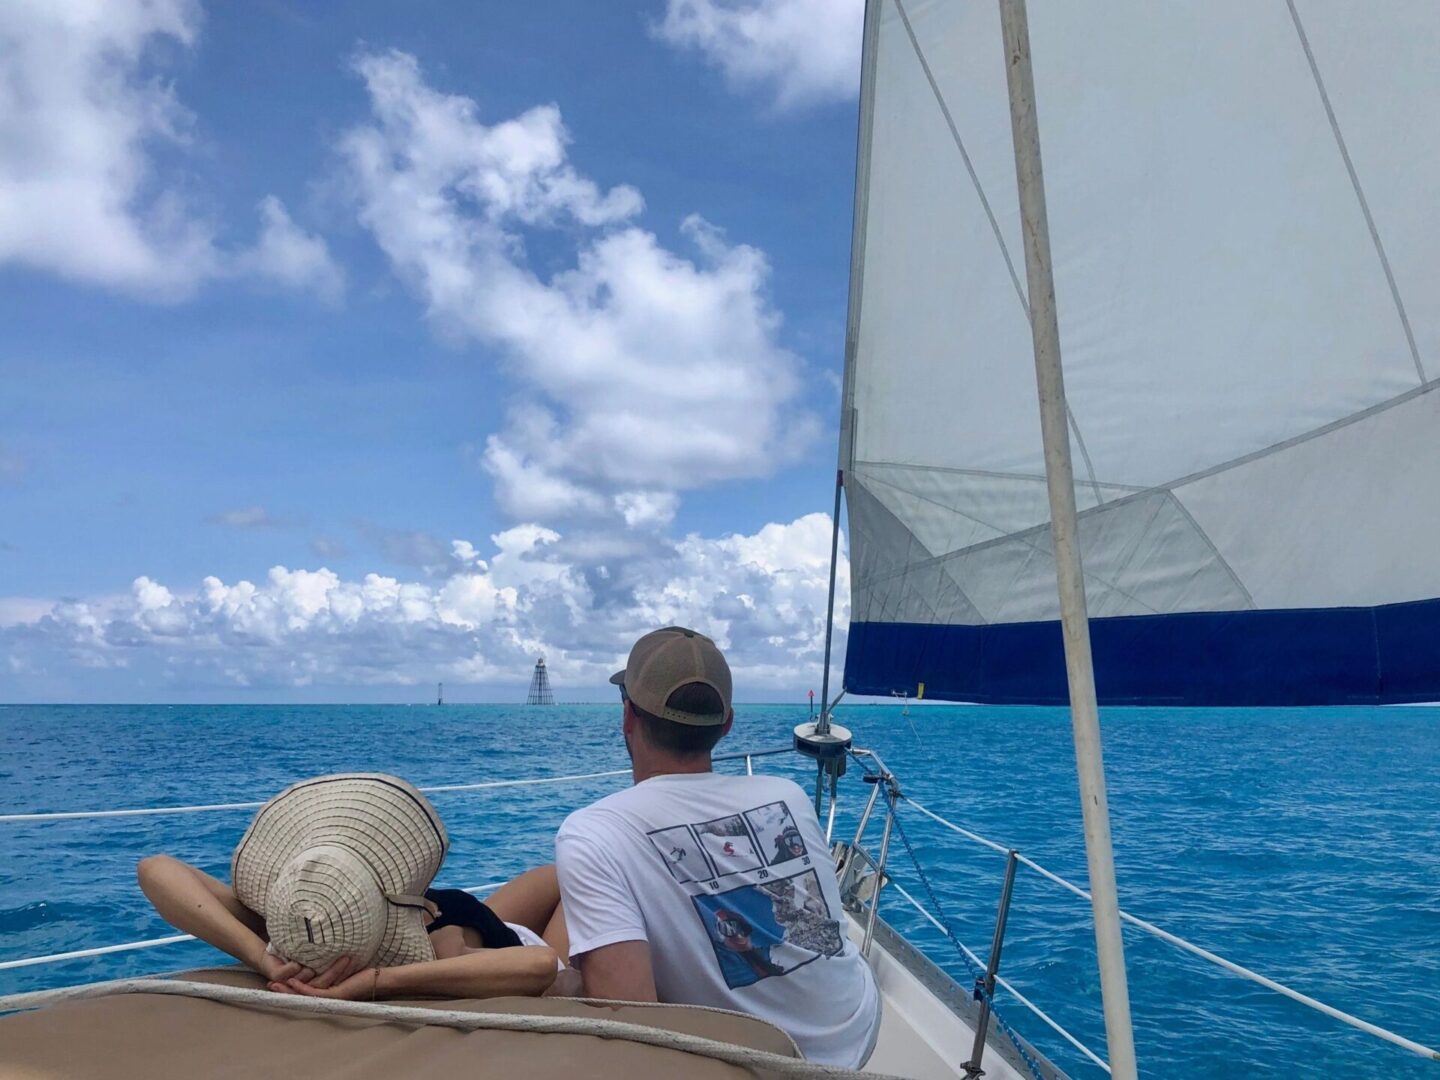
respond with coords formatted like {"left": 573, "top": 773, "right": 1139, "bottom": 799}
{"left": 816, "top": 472, "right": 842, "bottom": 736}
{"left": 436, "top": 682, "right": 443, "bottom": 706}
{"left": 996, "top": 2, "right": 1138, "bottom": 1077}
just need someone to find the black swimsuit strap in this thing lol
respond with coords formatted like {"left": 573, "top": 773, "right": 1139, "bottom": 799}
{"left": 423, "top": 888, "right": 524, "bottom": 950}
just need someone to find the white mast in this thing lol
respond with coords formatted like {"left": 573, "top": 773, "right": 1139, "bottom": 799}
{"left": 995, "top": 1, "right": 1138, "bottom": 1077}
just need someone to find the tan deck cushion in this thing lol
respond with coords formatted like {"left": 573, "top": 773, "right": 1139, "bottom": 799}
{"left": 0, "top": 969, "right": 800, "bottom": 1079}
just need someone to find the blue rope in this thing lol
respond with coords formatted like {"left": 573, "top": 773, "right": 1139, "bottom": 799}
{"left": 890, "top": 804, "right": 1049, "bottom": 1080}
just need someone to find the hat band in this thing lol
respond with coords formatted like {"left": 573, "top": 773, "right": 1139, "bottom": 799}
{"left": 387, "top": 892, "right": 440, "bottom": 918}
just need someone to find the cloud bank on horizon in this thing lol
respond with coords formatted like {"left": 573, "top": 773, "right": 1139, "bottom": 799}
{"left": 0, "top": 0, "right": 865, "bottom": 699}
{"left": 4, "top": 514, "right": 848, "bottom": 697}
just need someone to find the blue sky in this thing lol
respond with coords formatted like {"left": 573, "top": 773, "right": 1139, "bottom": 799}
{"left": 0, "top": 0, "right": 863, "bottom": 702}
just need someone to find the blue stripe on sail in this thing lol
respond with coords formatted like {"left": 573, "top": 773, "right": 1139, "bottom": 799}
{"left": 844, "top": 597, "right": 1440, "bottom": 706}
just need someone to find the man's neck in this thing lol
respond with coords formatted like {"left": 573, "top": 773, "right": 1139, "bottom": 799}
{"left": 631, "top": 754, "right": 713, "bottom": 784}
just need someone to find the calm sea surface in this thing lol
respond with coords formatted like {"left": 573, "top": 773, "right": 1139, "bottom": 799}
{"left": 1, "top": 703, "right": 1437, "bottom": 1078}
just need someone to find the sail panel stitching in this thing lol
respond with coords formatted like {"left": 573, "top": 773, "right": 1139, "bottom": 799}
{"left": 1285, "top": 0, "right": 1425, "bottom": 383}
{"left": 861, "top": 374, "right": 1440, "bottom": 507}
{"left": 891, "top": 0, "right": 1106, "bottom": 506}
{"left": 1166, "top": 494, "right": 1256, "bottom": 610}
{"left": 854, "top": 487, "right": 1166, "bottom": 617}
{"left": 892, "top": 0, "right": 1028, "bottom": 318}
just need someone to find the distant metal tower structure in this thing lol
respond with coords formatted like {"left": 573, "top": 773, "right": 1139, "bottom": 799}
{"left": 526, "top": 658, "right": 554, "bottom": 705}
{"left": 437, "top": 682, "right": 443, "bottom": 706}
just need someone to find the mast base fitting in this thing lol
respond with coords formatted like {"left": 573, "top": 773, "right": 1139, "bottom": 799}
{"left": 793, "top": 722, "right": 852, "bottom": 762}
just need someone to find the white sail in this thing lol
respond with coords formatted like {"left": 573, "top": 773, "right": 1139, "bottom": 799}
{"left": 842, "top": 0, "right": 1440, "bottom": 704}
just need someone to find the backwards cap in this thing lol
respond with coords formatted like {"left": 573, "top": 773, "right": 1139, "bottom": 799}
{"left": 609, "top": 626, "right": 732, "bottom": 726}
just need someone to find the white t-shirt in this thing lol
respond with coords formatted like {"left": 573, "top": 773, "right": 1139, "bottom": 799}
{"left": 556, "top": 772, "right": 880, "bottom": 1067}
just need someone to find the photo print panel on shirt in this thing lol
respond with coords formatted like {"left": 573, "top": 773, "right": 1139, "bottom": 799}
{"left": 691, "top": 869, "right": 844, "bottom": 989}
{"left": 647, "top": 824, "right": 715, "bottom": 885}
{"left": 692, "top": 813, "right": 765, "bottom": 876}
{"left": 743, "top": 800, "right": 809, "bottom": 867}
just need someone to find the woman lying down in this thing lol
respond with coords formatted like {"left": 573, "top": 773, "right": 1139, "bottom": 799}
{"left": 138, "top": 773, "right": 580, "bottom": 1000}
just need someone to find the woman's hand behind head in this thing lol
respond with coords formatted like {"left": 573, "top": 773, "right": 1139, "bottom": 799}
{"left": 256, "top": 951, "right": 302, "bottom": 985}
{"left": 281, "top": 964, "right": 378, "bottom": 1001}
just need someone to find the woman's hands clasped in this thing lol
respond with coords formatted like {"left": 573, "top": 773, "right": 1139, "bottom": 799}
{"left": 265, "top": 953, "right": 374, "bottom": 999}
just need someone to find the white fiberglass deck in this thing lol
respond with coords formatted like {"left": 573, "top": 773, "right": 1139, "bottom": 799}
{"left": 853, "top": 916, "right": 1032, "bottom": 1080}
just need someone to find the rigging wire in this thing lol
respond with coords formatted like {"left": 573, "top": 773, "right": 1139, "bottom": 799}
{"left": 889, "top": 807, "right": 1048, "bottom": 1080}
{"left": 905, "top": 797, "right": 1440, "bottom": 1063}
{"left": 4, "top": 759, "right": 1436, "bottom": 1065}
{"left": 0, "top": 771, "right": 633, "bottom": 823}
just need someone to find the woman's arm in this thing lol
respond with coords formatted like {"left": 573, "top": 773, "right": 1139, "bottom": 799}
{"left": 136, "top": 854, "right": 300, "bottom": 983}
{"left": 281, "top": 946, "right": 560, "bottom": 1001}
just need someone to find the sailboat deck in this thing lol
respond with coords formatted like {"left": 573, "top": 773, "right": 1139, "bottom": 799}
{"left": 0, "top": 917, "right": 1070, "bottom": 1080}
{"left": 0, "top": 967, "right": 803, "bottom": 1079}
{"left": 856, "top": 916, "right": 1058, "bottom": 1080}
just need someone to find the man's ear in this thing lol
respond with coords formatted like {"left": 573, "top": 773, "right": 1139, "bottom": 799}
{"left": 719, "top": 710, "right": 734, "bottom": 739}
{"left": 622, "top": 700, "right": 638, "bottom": 738}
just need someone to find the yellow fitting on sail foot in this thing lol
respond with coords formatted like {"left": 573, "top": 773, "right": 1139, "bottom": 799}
{"left": 916, "top": 682, "right": 925, "bottom": 701}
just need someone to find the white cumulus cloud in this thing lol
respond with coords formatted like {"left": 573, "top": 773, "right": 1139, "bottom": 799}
{"left": 340, "top": 49, "right": 816, "bottom": 520}
{"left": 233, "top": 196, "right": 346, "bottom": 302}
{"left": 654, "top": 0, "right": 864, "bottom": 110}
{"left": 0, "top": 514, "right": 847, "bottom": 695}
{"left": 205, "top": 505, "right": 299, "bottom": 529}
{"left": 0, "top": 0, "right": 341, "bottom": 300}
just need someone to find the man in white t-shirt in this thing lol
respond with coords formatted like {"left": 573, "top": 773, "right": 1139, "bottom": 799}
{"left": 555, "top": 626, "right": 880, "bottom": 1067}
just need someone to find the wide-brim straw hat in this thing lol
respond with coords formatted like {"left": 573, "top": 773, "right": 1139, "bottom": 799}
{"left": 231, "top": 773, "right": 448, "bottom": 971}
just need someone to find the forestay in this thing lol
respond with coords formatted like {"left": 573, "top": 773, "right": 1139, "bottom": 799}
{"left": 841, "top": 0, "right": 1440, "bottom": 705}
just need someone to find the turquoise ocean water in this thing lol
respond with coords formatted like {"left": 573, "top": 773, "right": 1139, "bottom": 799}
{"left": 1, "top": 703, "right": 1437, "bottom": 1078}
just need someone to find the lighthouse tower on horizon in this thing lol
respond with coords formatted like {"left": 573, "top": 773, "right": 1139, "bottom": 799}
{"left": 526, "top": 657, "right": 554, "bottom": 705}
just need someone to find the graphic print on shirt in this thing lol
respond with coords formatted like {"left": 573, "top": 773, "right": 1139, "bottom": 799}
{"left": 744, "top": 800, "right": 809, "bottom": 867}
{"left": 693, "top": 813, "right": 764, "bottom": 876}
{"left": 692, "top": 870, "right": 843, "bottom": 988}
{"left": 647, "top": 800, "right": 841, "bottom": 990}
{"left": 649, "top": 824, "right": 714, "bottom": 884}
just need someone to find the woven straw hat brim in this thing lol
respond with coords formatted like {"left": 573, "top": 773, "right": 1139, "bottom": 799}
{"left": 231, "top": 774, "right": 448, "bottom": 967}
{"left": 375, "top": 898, "right": 439, "bottom": 967}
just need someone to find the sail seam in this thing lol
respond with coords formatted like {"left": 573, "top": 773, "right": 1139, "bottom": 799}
{"left": 869, "top": 373, "right": 1438, "bottom": 588}
{"left": 892, "top": 0, "right": 1105, "bottom": 506}
{"left": 1165, "top": 493, "right": 1256, "bottom": 610}
{"left": 858, "top": 469, "right": 1013, "bottom": 538}
{"left": 853, "top": 488, "right": 1165, "bottom": 617}
{"left": 848, "top": 478, "right": 988, "bottom": 624}
{"left": 864, "top": 375, "right": 1440, "bottom": 508}
{"left": 855, "top": 380, "right": 1438, "bottom": 620}
{"left": 1285, "top": 0, "right": 1425, "bottom": 383}
{"left": 1159, "top": 377, "right": 1440, "bottom": 497}
{"left": 856, "top": 460, "right": 1060, "bottom": 484}
{"left": 893, "top": 0, "right": 1028, "bottom": 318}
{"left": 854, "top": 459, "right": 1147, "bottom": 492}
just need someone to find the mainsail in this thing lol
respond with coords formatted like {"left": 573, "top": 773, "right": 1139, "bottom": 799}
{"left": 840, "top": 0, "right": 1440, "bottom": 706}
